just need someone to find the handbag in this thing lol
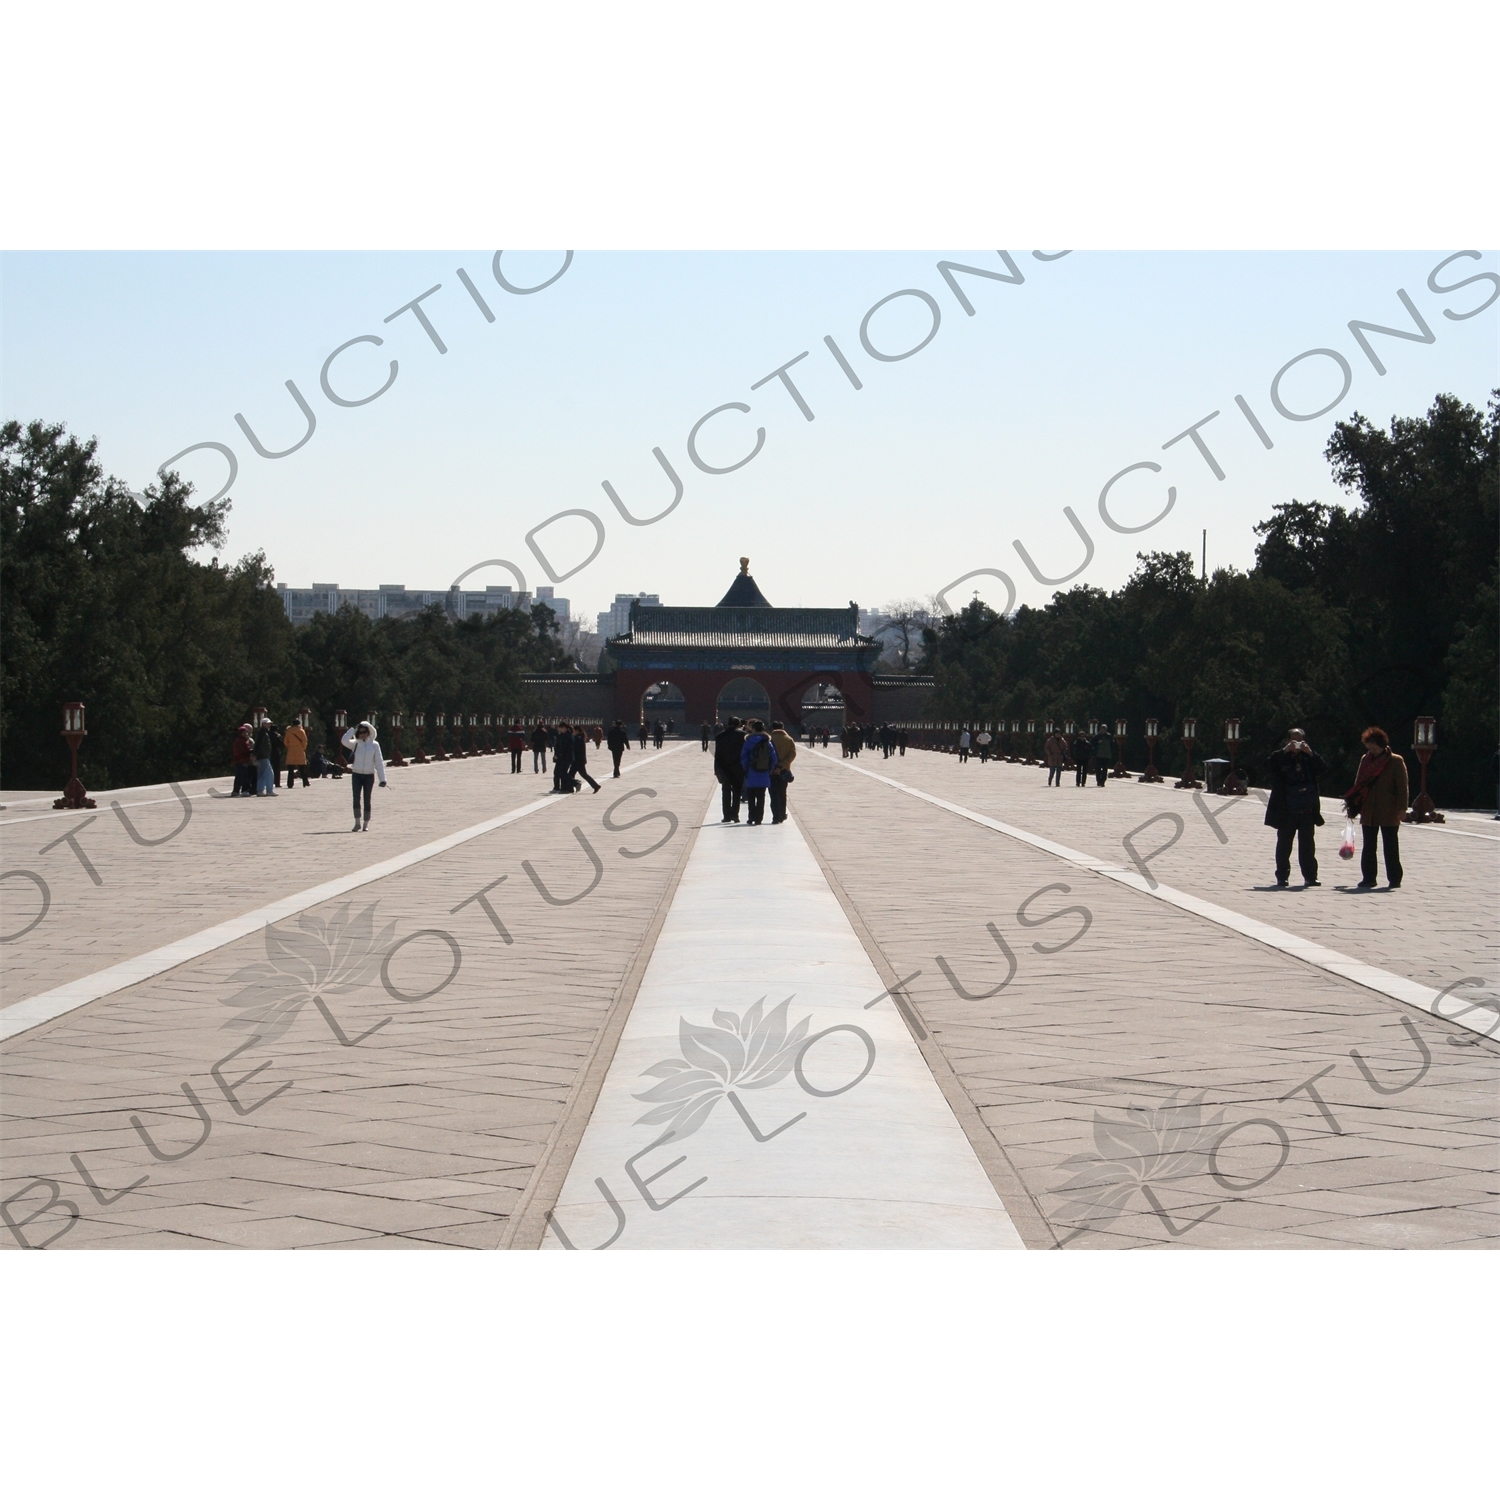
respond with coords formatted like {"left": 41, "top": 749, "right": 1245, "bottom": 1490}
{"left": 1338, "top": 817, "right": 1357, "bottom": 860}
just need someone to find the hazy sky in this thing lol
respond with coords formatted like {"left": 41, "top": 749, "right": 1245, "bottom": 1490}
{"left": 3, "top": 250, "right": 1495, "bottom": 625}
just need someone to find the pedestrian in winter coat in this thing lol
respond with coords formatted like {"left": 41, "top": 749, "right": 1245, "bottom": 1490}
{"left": 740, "top": 720, "right": 779, "bottom": 826}
{"left": 1345, "top": 726, "right": 1409, "bottom": 888}
{"left": 1044, "top": 733, "right": 1066, "bottom": 786}
{"left": 553, "top": 724, "right": 575, "bottom": 793}
{"left": 606, "top": 719, "right": 630, "bottom": 777}
{"left": 530, "top": 723, "right": 548, "bottom": 773}
{"left": 283, "top": 720, "right": 310, "bottom": 788}
{"left": 1264, "top": 728, "right": 1326, "bottom": 887}
{"left": 1091, "top": 731, "right": 1116, "bottom": 787}
{"left": 252, "top": 720, "right": 278, "bottom": 796}
{"left": 571, "top": 727, "right": 601, "bottom": 793}
{"left": 507, "top": 724, "right": 526, "bottom": 773}
{"left": 1072, "top": 732, "right": 1092, "bottom": 786}
{"left": 340, "top": 721, "right": 387, "bottom": 830}
{"left": 714, "top": 717, "right": 747, "bottom": 822}
{"left": 230, "top": 724, "right": 256, "bottom": 796}
{"left": 768, "top": 720, "right": 797, "bottom": 824}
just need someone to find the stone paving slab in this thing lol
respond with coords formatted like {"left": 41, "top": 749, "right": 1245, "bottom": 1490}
{"left": 0, "top": 748, "right": 657, "bottom": 1010}
{"left": 0, "top": 747, "right": 700, "bottom": 1249}
{"left": 546, "top": 786, "right": 1026, "bottom": 1250}
{"left": 863, "top": 749, "right": 1500, "bottom": 1010}
{"left": 787, "top": 748, "right": 1499, "bottom": 1250}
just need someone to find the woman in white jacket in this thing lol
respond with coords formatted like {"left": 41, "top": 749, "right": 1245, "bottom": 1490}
{"left": 341, "top": 721, "right": 388, "bottom": 831}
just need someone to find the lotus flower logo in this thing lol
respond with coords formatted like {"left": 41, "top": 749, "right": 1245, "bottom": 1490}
{"left": 1050, "top": 1090, "right": 1227, "bottom": 1236}
{"left": 220, "top": 901, "right": 398, "bottom": 1046}
{"left": 634, "top": 996, "right": 811, "bottom": 1141}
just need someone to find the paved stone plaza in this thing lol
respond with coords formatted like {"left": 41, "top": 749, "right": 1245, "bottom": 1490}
{"left": 2, "top": 744, "right": 1496, "bottom": 1250}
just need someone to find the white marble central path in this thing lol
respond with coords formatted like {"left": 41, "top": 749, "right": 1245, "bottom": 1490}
{"left": 544, "top": 788, "right": 1026, "bottom": 1249}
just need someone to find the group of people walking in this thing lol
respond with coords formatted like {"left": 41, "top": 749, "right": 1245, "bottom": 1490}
{"left": 839, "top": 723, "right": 906, "bottom": 758}
{"left": 713, "top": 718, "right": 796, "bottom": 826}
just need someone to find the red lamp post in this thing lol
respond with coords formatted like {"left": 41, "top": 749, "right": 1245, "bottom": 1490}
{"left": 1063, "top": 720, "right": 1076, "bottom": 770}
{"left": 482, "top": 713, "right": 495, "bottom": 754}
{"left": 1009, "top": 719, "right": 1022, "bottom": 763}
{"left": 334, "top": 710, "right": 349, "bottom": 767}
{"left": 1112, "top": 717, "right": 1130, "bottom": 777}
{"left": 468, "top": 713, "right": 480, "bottom": 757}
{"left": 413, "top": 711, "right": 427, "bottom": 764}
{"left": 54, "top": 702, "right": 97, "bottom": 809}
{"left": 1223, "top": 718, "right": 1247, "bottom": 795}
{"left": 1405, "top": 716, "right": 1444, "bottom": 823}
{"left": 1139, "top": 716, "right": 1164, "bottom": 782}
{"left": 389, "top": 710, "right": 406, "bottom": 767}
{"left": 433, "top": 712, "right": 448, "bottom": 761}
{"left": 1175, "top": 717, "right": 1202, "bottom": 789}
{"left": 1023, "top": 719, "right": 1036, "bottom": 765}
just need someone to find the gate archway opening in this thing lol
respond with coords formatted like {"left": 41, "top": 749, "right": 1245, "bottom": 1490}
{"left": 800, "top": 680, "right": 845, "bottom": 737}
{"left": 716, "top": 676, "right": 770, "bottom": 726}
{"left": 641, "top": 681, "right": 687, "bottom": 734}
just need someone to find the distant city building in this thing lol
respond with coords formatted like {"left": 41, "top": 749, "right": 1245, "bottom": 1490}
{"left": 597, "top": 592, "right": 662, "bottom": 640}
{"left": 533, "top": 586, "right": 571, "bottom": 628}
{"left": 275, "top": 581, "right": 532, "bottom": 624}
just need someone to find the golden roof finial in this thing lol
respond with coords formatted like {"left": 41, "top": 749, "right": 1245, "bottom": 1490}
{"left": 739, "top": 556, "right": 750, "bottom": 574}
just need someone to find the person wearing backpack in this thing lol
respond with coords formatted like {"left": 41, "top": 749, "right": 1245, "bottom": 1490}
{"left": 1264, "top": 727, "right": 1326, "bottom": 887}
{"left": 740, "top": 719, "right": 779, "bottom": 826}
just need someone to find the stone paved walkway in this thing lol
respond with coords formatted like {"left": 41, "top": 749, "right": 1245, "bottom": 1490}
{"left": 3, "top": 740, "right": 1495, "bottom": 1250}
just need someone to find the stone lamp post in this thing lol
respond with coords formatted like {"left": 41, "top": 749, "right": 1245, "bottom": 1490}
{"left": 1139, "top": 717, "right": 1164, "bottom": 782}
{"left": 1175, "top": 717, "right": 1202, "bottom": 789}
{"left": 54, "top": 702, "right": 97, "bottom": 810}
{"left": 1405, "top": 716, "right": 1445, "bottom": 823}
{"left": 413, "top": 711, "right": 427, "bottom": 764}
{"left": 1223, "top": 717, "right": 1248, "bottom": 795}
{"left": 1112, "top": 717, "right": 1130, "bottom": 777}
{"left": 389, "top": 711, "right": 406, "bottom": 767}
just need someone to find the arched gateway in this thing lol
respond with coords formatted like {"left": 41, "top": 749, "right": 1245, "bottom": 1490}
{"left": 606, "top": 558, "right": 882, "bottom": 735}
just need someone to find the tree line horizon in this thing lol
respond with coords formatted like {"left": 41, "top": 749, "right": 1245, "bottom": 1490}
{"left": 3, "top": 391, "right": 1496, "bottom": 804}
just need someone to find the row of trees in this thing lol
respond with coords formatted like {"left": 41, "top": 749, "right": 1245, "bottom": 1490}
{"left": 1, "top": 419, "right": 575, "bottom": 790}
{"left": 922, "top": 393, "right": 1498, "bottom": 806}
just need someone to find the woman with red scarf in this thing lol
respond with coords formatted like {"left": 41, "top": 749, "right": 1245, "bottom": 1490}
{"left": 1344, "top": 726, "right": 1409, "bottom": 889}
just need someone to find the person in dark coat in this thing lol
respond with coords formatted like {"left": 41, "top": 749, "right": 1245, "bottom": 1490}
{"left": 1264, "top": 727, "right": 1326, "bottom": 887}
{"left": 530, "top": 723, "right": 548, "bottom": 774}
{"left": 252, "top": 719, "right": 278, "bottom": 796}
{"left": 606, "top": 719, "right": 630, "bottom": 777}
{"left": 637, "top": 719, "right": 648, "bottom": 749}
{"left": 739, "top": 719, "right": 779, "bottom": 826}
{"left": 714, "top": 717, "right": 746, "bottom": 823}
{"left": 571, "top": 727, "right": 600, "bottom": 793}
{"left": 701, "top": 721, "right": 711, "bottom": 752}
{"left": 1090, "top": 729, "right": 1115, "bottom": 787}
{"left": 1345, "top": 726, "right": 1409, "bottom": 888}
{"left": 553, "top": 723, "right": 574, "bottom": 792}
{"left": 507, "top": 723, "right": 526, "bottom": 773}
{"left": 1071, "top": 730, "right": 1092, "bottom": 786}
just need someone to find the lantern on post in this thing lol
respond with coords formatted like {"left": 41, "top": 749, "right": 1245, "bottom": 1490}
{"left": 1088, "top": 718, "right": 1100, "bottom": 738}
{"left": 1222, "top": 718, "right": 1247, "bottom": 795}
{"left": 1025, "top": 719, "right": 1037, "bottom": 765}
{"left": 333, "top": 709, "right": 349, "bottom": 766}
{"left": 1139, "top": 716, "right": 1164, "bottom": 782}
{"left": 482, "top": 713, "right": 494, "bottom": 755}
{"left": 1063, "top": 720, "right": 1077, "bottom": 769}
{"left": 466, "top": 712, "right": 478, "bottom": 757}
{"left": 1406, "top": 716, "right": 1444, "bottom": 823}
{"left": 433, "top": 711, "right": 448, "bottom": 761}
{"left": 413, "top": 711, "right": 427, "bottom": 764}
{"left": 389, "top": 710, "right": 406, "bottom": 767}
{"left": 54, "top": 702, "right": 97, "bottom": 809}
{"left": 1112, "top": 717, "right": 1130, "bottom": 777}
{"left": 298, "top": 708, "right": 311, "bottom": 731}
{"left": 1175, "top": 716, "right": 1202, "bottom": 789}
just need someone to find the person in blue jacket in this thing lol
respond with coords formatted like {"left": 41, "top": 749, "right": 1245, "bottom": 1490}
{"left": 739, "top": 719, "right": 779, "bottom": 826}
